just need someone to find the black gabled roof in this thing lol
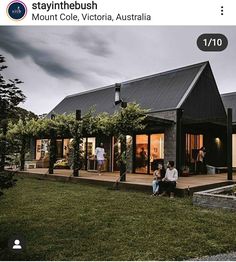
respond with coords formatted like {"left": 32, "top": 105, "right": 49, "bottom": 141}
{"left": 48, "top": 61, "right": 208, "bottom": 117}
{"left": 221, "top": 92, "right": 236, "bottom": 123}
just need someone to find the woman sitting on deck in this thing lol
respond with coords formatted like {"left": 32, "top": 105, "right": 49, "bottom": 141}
{"left": 151, "top": 163, "right": 165, "bottom": 196}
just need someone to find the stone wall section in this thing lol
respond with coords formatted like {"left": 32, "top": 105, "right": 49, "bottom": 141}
{"left": 150, "top": 110, "right": 177, "bottom": 165}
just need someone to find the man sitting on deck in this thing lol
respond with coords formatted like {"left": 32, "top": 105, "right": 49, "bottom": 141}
{"left": 159, "top": 161, "right": 178, "bottom": 198}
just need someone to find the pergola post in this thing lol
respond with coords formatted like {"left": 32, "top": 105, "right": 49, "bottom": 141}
{"left": 73, "top": 109, "right": 81, "bottom": 177}
{"left": 120, "top": 101, "right": 127, "bottom": 182}
{"left": 176, "top": 108, "right": 183, "bottom": 175}
{"left": 49, "top": 114, "right": 56, "bottom": 174}
{"left": 120, "top": 137, "right": 127, "bottom": 181}
{"left": 227, "top": 108, "right": 233, "bottom": 180}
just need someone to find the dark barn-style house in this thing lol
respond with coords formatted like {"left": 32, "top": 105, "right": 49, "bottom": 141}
{"left": 32, "top": 61, "right": 235, "bottom": 175}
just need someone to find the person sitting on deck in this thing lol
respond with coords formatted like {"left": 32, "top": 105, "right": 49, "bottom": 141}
{"left": 151, "top": 163, "right": 165, "bottom": 196}
{"left": 159, "top": 161, "right": 178, "bottom": 198}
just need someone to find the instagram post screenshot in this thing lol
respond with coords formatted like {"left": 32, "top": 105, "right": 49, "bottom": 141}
{"left": 0, "top": 0, "right": 236, "bottom": 261}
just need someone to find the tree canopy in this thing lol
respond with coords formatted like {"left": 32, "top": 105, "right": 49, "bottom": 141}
{"left": 0, "top": 55, "right": 26, "bottom": 119}
{"left": 7, "top": 103, "right": 148, "bottom": 144}
{"left": 0, "top": 54, "right": 26, "bottom": 171}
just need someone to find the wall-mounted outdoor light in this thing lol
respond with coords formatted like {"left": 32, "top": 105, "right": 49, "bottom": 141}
{"left": 215, "top": 137, "right": 221, "bottom": 149}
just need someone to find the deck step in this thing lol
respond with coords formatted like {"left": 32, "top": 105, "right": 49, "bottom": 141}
{"left": 13, "top": 171, "right": 235, "bottom": 197}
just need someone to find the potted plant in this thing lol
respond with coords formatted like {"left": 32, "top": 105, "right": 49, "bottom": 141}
{"left": 182, "top": 165, "right": 190, "bottom": 177}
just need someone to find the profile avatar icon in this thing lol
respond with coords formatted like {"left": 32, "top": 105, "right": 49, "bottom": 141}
{"left": 12, "top": 239, "right": 22, "bottom": 249}
{"left": 8, "top": 235, "right": 25, "bottom": 251}
{"left": 7, "top": 1, "right": 27, "bottom": 21}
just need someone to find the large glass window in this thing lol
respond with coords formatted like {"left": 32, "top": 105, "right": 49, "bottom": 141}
{"left": 87, "top": 137, "right": 96, "bottom": 158}
{"left": 36, "top": 139, "right": 67, "bottom": 161}
{"left": 233, "top": 134, "right": 236, "bottom": 168}
{"left": 62, "top": 137, "right": 96, "bottom": 170}
{"left": 56, "top": 139, "right": 63, "bottom": 159}
{"left": 35, "top": 139, "right": 49, "bottom": 160}
{"left": 185, "top": 134, "right": 203, "bottom": 163}
{"left": 135, "top": 134, "right": 148, "bottom": 173}
{"left": 135, "top": 134, "right": 165, "bottom": 174}
{"left": 112, "top": 136, "right": 133, "bottom": 172}
{"left": 150, "top": 134, "right": 164, "bottom": 171}
{"left": 63, "top": 139, "right": 71, "bottom": 159}
{"left": 126, "top": 135, "right": 133, "bottom": 173}
{"left": 87, "top": 137, "right": 96, "bottom": 171}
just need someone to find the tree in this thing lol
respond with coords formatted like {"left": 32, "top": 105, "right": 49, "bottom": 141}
{"left": 34, "top": 114, "right": 75, "bottom": 174}
{"left": 7, "top": 118, "right": 37, "bottom": 171}
{"left": 10, "top": 107, "right": 37, "bottom": 122}
{"left": 68, "top": 108, "right": 113, "bottom": 176}
{"left": 34, "top": 117, "right": 59, "bottom": 174}
{"left": 6, "top": 102, "right": 147, "bottom": 179}
{"left": 113, "top": 103, "right": 148, "bottom": 181}
{"left": 0, "top": 55, "right": 26, "bottom": 171}
{"left": 8, "top": 113, "right": 76, "bottom": 174}
{"left": 0, "top": 171, "right": 17, "bottom": 196}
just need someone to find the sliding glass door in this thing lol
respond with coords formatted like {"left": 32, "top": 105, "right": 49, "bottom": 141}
{"left": 150, "top": 134, "right": 164, "bottom": 172}
{"left": 185, "top": 134, "right": 203, "bottom": 164}
{"left": 135, "top": 133, "right": 164, "bottom": 174}
{"left": 135, "top": 134, "right": 149, "bottom": 173}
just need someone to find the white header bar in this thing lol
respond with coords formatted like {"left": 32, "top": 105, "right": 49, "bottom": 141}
{"left": 0, "top": 0, "right": 236, "bottom": 26}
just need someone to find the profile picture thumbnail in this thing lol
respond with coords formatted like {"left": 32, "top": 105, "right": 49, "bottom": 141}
{"left": 7, "top": 1, "right": 27, "bottom": 21}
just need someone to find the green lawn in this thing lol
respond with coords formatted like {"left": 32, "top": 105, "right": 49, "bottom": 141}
{"left": 0, "top": 176, "right": 236, "bottom": 261}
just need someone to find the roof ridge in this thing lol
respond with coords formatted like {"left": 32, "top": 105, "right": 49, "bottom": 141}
{"left": 66, "top": 84, "right": 114, "bottom": 98}
{"left": 65, "top": 61, "right": 209, "bottom": 99}
{"left": 221, "top": 91, "right": 236, "bottom": 97}
{"left": 123, "top": 61, "right": 209, "bottom": 85}
{"left": 176, "top": 63, "right": 207, "bottom": 108}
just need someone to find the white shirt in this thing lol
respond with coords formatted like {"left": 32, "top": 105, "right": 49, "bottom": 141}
{"left": 197, "top": 150, "right": 205, "bottom": 162}
{"left": 164, "top": 168, "right": 178, "bottom": 182}
{"left": 95, "top": 147, "right": 105, "bottom": 160}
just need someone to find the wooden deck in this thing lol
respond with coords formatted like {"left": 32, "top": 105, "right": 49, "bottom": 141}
{"left": 16, "top": 168, "right": 236, "bottom": 196}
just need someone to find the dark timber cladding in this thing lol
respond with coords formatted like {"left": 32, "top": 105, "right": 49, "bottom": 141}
{"left": 180, "top": 63, "right": 226, "bottom": 123}
{"left": 221, "top": 92, "right": 236, "bottom": 131}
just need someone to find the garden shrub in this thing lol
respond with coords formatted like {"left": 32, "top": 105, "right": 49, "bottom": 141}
{"left": 0, "top": 171, "right": 17, "bottom": 196}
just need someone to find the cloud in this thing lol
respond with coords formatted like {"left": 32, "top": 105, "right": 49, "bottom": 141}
{"left": 71, "top": 27, "right": 113, "bottom": 57}
{"left": 0, "top": 26, "right": 235, "bottom": 116}
{"left": 0, "top": 27, "right": 115, "bottom": 84}
{"left": 0, "top": 27, "right": 78, "bottom": 79}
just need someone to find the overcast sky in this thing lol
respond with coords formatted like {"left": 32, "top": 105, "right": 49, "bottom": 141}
{"left": 0, "top": 26, "right": 236, "bottom": 115}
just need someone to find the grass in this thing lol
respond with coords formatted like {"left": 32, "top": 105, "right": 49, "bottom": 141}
{"left": 0, "top": 176, "right": 236, "bottom": 261}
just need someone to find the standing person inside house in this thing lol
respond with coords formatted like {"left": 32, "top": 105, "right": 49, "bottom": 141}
{"left": 140, "top": 147, "right": 147, "bottom": 168}
{"left": 151, "top": 163, "right": 165, "bottom": 196}
{"left": 95, "top": 143, "right": 105, "bottom": 176}
{"left": 159, "top": 161, "right": 178, "bottom": 198}
{"left": 197, "top": 147, "right": 206, "bottom": 174}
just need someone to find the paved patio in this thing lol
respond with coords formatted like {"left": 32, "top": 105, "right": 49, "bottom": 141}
{"left": 17, "top": 168, "right": 236, "bottom": 196}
